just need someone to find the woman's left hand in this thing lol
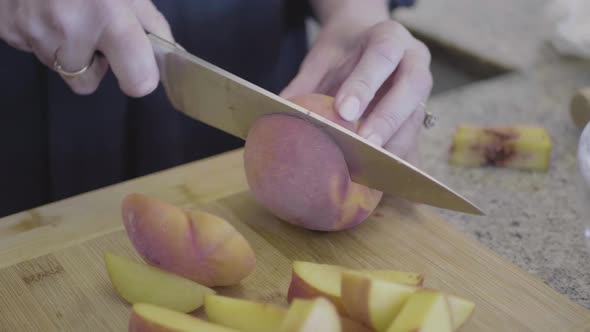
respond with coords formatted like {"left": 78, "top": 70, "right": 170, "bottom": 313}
{"left": 281, "top": 7, "right": 433, "bottom": 162}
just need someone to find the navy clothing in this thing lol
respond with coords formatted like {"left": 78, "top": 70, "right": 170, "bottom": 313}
{"left": 0, "top": 1, "right": 412, "bottom": 217}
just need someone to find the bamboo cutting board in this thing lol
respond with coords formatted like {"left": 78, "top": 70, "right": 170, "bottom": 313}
{"left": 0, "top": 149, "right": 589, "bottom": 332}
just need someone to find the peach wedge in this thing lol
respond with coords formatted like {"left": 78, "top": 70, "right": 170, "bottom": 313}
{"left": 279, "top": 297, "right": 341, "bottom": 332}
{"left": 203, "top": 293, "right": 372, "bottom": 332}
{"left": 204, "top": 294, "right": 286, "bottom": 332}
{"left": 287, "top": 261, "right": 423, "bottom": 313}
{"left": 341, "top": 271, "right": 419, "bottom": 332}
{"left": 448, "top": 295, "right": 476, "bottom": 330}
{"left": 121, "top": 193, "right": 256, "bottom": 287}
{"left": 104, "top": 252, "right": 214, "bottom": 313}
{"left": 129, "top": 303, "right": 238, "bottom": 332}
{"left": 386, "top": 290, "right": 453, "bottom": 332}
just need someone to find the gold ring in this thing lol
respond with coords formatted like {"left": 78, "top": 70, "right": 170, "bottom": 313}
{"left": 53, "top": 49, "right": 95, "bottom": 78}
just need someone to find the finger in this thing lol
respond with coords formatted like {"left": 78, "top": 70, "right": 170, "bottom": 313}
{"left": 280, "top": 46, "right": 336, "bottom": 99}
{"left": 33, "top": 40, "right": 106, "bottom": 96}
{"left": 334, "top": 21, "right": 409, "bottom": 122}
{"left": 358, "top": 42, "right": 432, "bottom": 147}
{"left": 383, "top": 102, "right": 425, "bottom": 159}
{"left": 97, "top": 4, "right": 159, "bottom": 97}
{"left": 133, "top": 0, "right": 174, "bottom": 41}
{"left": 15, "top": 6, "right": 52, "bottom": 65}
{"left": 32, "top": 43, "right": 108, "bottom": 97}
{"left": 6, "top": 0, "right": 109, "bottom": 95}
{"left": 3, "top": 34, "right": 32, "bottom": 52}
{"left": 31, "top": 37, "right": 108, "bottom": 95}
{"left": 1, "top": 2, "right": 32, "bottom": 52}
{"left": 315, "top": 47, "right": 361, "bottom": 97}
{"left": 56, "top": 52, "right": 109, "bottom": 95}
{"left": 1, "top": 22, "right": 31, "bottom": 52}
{"left": 53, "top": 28, "right": 108, "bottom": 95}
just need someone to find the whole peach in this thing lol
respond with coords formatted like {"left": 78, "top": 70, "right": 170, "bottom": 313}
{"left": 243, "top": 94, "right": 382, "bottom": 231}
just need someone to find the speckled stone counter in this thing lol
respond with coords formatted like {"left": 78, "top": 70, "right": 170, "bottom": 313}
{"left": 416, "top": 60, "right": 590, "bottom": 308}
{"left": 393, "top": 0, "right": 560, "bottom": 71}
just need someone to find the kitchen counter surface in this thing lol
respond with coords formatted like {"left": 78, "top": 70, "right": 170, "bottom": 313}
{"left": 416, "top": 59, "right": 590, "bottom": 308}
{"left": 393, "top": 0, "right": 560, "bottom": 71}
{"left": 390, "top": 1, "right": 590, "bottom": 308}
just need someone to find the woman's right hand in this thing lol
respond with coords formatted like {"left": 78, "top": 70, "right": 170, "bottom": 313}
{"left": 0, "top": 0, "right": 173, "bottom": 97}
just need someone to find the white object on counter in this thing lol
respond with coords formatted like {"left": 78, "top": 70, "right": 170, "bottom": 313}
{"left": 580, "top": 123, "right": 590, "bottom": 188}
{"left": 577, "top": 123, "right": 590, "bottom": 242}
{"left": 544, "top": 0, "right": 590, "bottom": 59}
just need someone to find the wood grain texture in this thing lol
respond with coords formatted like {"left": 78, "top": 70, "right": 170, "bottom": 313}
{"left": 0, "top": 149, "right": 588, "bottom": 332}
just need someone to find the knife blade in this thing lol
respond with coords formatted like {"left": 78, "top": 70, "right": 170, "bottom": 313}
{"left": 148, "top": 33, "right": 485, "bottom": 216}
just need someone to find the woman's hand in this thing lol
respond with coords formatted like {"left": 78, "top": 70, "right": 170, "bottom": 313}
{"left": 281, "top": 3, "right": 433, "bottom": 161}
{"left": 0, "top": 0, "right": 172, "bottom": 97}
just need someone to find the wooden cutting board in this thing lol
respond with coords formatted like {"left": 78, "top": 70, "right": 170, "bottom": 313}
{"left": 0, "top": 149, "right": 588, "bottom": 332}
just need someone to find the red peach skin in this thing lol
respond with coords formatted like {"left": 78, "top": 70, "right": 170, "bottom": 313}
{"left": 122, "top": 193, "right": 256, "bottom": 287}
{"left": 243, "top": 94, "right": 383, "bottom": 231}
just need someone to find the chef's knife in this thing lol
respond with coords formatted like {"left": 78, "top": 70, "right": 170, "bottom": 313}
{"left": 148, "top": 33, "right": 485, "bottom": 216}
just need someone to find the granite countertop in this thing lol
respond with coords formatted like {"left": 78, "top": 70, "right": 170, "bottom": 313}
{"left": 391, "top": 1, "right": 590, "bottom": 310}
{"left": 416, "top": 61, "right": 590, "bottom": 308}
{"left": 393, "top": 0, "right": 561, "bottom": 71}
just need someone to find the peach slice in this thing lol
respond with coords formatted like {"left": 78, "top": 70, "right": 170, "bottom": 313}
{"left": 448, "top": 295, "right": 476, "bottom": 330}
{"left": 287, "top": 261, "right": 423, "bottom": 313}
{"left": 204, "top": 294, "right": 286, "bottom": 332}
{"left": 121, "top": 193, "right": 256, "bottom": 287}
{"left": 279, "top": 297, "right": 341, "bottom": 332}
{"left": 386, "top": 290, "right": 453, "bottom": 332}
{"left": 129, "top": 303, "right": 239, "bottom": 332}
{"left": 449, "top": 125, "right": 552, "bottom": 172}
{"left": 340, "top": 316, "right": 375, "bottom": 332}
{"left": 341, "top": 271, "right": 419, "bottom": 332}
{"left": 104, "top": 252, "right": 214, "bottom": 313}
{"left": 204, "top": 293, "right": 372, "bottom": 332}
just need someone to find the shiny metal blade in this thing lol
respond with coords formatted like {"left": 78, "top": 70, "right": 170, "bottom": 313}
{"left": 148, "top": 33, "right": 485, "bottom": 215}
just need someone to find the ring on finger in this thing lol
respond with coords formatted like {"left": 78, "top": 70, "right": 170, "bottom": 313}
{"left": 53, "top": 48, "right": 95, "bottom": 78}
{"left": 423, "top": 111, "right": 436, "bottom": 129}
{"left": 418, "top": 101, "right": 436, "bottom": 129}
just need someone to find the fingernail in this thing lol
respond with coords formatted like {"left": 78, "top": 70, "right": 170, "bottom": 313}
{"left": 366, "top": 133, "right": 383, "bottom": 146}
{"left": 338, "top": 96, "right": 360, "bottom": 121}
